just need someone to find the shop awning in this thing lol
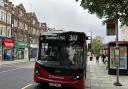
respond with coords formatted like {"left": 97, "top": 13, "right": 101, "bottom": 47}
{"left": 2, "top": 38, "right": 14, "bottom": 47}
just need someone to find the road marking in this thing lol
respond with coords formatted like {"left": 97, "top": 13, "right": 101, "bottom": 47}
{"left": 21, "top": 83, "right": 32, "bottom": 89}
{"left": 0, "top": 67, "right": 23, "bottom": 74}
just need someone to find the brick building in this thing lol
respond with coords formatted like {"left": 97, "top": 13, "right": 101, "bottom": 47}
{"left": 0, "top": 0, "right": 47, "bottom": 61}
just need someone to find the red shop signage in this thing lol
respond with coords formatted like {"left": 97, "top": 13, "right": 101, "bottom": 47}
{"left": 2, "top": 38, "right": 14, "bottom": 47}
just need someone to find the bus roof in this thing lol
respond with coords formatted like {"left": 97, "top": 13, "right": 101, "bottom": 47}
{"left": 40, "top": 31, "right": 86, "bottom": 36}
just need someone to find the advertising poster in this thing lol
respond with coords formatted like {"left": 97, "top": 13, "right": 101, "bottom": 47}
{"left": 110, "top": 46, "right": 115, "bottom": 68}
{"left": 119, "top": 47, "right": 127, "bottom": 69}
{"left": 110, "top": 46, "right": 127, "bottom": 69}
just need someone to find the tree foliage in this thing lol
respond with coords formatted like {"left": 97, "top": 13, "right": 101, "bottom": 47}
{"left": 76, "top": 0, "right": 128, "bottom": 26}
{"left": 90, "top": 36, "right": 103, "bottom": 54}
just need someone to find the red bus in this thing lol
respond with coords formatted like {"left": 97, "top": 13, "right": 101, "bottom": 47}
{"left": 34, "top": 31, "right": 87, "bottom": 89}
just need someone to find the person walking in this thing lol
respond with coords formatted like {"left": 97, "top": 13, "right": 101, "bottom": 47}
{"left": 102, "top": 54, "right": 106, "bottom": 64}
{"left": 90, "top": 53, "right": 93, "bottom": 61}
{"left": 96, "top": 54, "right": 99, "bottom": 63}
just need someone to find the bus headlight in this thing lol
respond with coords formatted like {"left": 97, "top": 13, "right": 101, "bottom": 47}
{"left": 73, "top": 75, "right": 81, "bottom": 80}
{"left": 35, "top": 69, "right": 41, "bottom": 76}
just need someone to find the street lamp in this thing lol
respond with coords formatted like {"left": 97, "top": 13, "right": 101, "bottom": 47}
{"left": 28, "top": 36, "right": 31, "bottom": 61}
{"left": 89, "top": 31, "right": 92, "bottom": 54}
{"left": 113, "top": 19, "right": 122, "bottom": 86}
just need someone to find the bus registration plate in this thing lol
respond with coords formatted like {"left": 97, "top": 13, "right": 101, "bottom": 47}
{"left": 49, "top": 82, "right": 61, "bottom": 87}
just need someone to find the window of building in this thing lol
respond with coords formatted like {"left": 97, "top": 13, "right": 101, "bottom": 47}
{"left": 7, "top": 13, "right": 11, "bottom": 24}
{"left": 32, "top": 38, "right": 36, "bottom": 44}
{"left": 19, "top": 10, "right": 23, "bottom": 17}
{"left": 19, "top": 33, "right": 23, "bottom": 41}
{"left": 6, "top": 26, "right": 11, "bottom": 37}
{"left": 0, "top": 1, "right": 4, "bottom": 7}
{"left": 33, "top": 20, "right": 35, "bottom": 24}
{"left": 0, "top": 27, "right": 3, "bottom": 35}
{"left": 24, "top": 35, "right": 27, "bottom": 42}
{"left": 0, "top": 25, "right": 6, "bottom": 36}
{"left": 0, "top": 10, "right": 3, "bottom": 21}
{"left": 19, "top": 21, "right": 24, "bottom": 29}
{"left": 33, "top": 28, "right": 36, "bottom": 34}
{"left": 25, "top": 24, "right": 28, "bottom": 30}
{"left": 14, "top": 19, "right": 18, "bottom": 27}
{"left": 3, "top": 11, "right": 6, "bottom": 22}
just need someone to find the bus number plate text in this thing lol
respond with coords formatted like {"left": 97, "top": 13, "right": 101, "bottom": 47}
{"left": 49, "top": 82, "right": 61, "bottom": 87}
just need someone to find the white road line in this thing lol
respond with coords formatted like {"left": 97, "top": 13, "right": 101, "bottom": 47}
{"left": 21, "top": 83, "right": 32, "bottom": 89}
{"left": 0, "top": 67, "right": 24, "bottom": 74}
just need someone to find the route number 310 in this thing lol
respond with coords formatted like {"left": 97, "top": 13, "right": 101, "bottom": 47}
{"left": 69, "top": 35, "right": 78, "bottom": 41}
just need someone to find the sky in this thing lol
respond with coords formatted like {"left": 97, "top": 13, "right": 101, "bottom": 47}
{"left": 10, "top": 0, "right": 121, "bottom": 43}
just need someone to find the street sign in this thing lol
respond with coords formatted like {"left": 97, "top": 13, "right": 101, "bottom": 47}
{"left": 106, "top": 19, "right": 116, "bottom": 36}
{"left": 114, "top": 47, "right": 120, "bottom": 67}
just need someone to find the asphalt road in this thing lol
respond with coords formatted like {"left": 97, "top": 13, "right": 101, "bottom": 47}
{"left": 0, "top": 62, "right": 73, "bottom": 89}
{"left": 0, "top": 62, "right": 34, "bottom": 89}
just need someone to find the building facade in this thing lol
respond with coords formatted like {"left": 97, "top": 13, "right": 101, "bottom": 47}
{"left": 0, "top": 0, "right": 47, "bottom": 61}
{"left": 121, "top": 25, "right": 128, "bottom": 41}
{"left": 0, "top": 0, "right": 14, "bottom": 61}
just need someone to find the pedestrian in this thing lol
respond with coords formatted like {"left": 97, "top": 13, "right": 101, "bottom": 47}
{"left": 102, "top": 54, "right": 106, "bottom": 64}
{"left": 96, "top": 54, "right": 99, "bottom": 63}
{"left": 104, "top": 55, "right": 108, "bottom": 64}
{"left": 90, "top": 53, "right": 93, "bottom": 61}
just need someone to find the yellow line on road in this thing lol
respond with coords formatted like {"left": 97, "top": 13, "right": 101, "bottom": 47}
{"left": 21, "top": 83, "right": 32, "bottom": 89}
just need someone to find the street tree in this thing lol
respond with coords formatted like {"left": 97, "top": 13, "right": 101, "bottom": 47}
{"left": 90, "top": 36, "right": 103, "bottom": 54}
{"left": 76, "top": 0, "right": 128, "bottom": 26}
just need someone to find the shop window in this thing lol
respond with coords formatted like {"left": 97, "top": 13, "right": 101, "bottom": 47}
{"left": 0, "top": 27, "right": 3, "bottom": 35}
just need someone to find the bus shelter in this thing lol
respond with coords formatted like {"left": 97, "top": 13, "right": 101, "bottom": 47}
{"left": 108, "top": 41, "right": 128, "bottom": 75}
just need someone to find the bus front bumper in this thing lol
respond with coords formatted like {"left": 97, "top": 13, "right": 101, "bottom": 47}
{"left": 34, "top": 74, "right": 85, "bottom": 89}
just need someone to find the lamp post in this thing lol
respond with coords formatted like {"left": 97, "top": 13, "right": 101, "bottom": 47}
{"left": 114, "top": 19, "right": 122, "bottom": 86}
{"left": 11, "top": 24, "right": 14, "bottom": 61}
{"left": 89, "top": 31, "right": 92, "bottom": 54}
{"left": 28, "top": 36, "right": 31, "bottom": 61}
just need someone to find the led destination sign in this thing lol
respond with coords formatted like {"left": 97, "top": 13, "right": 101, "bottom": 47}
{"left": 41, "top": 34, "right": 84, "bottom": 43}
{"left": 45, "top": 35, "right": 65, "bottom": 40}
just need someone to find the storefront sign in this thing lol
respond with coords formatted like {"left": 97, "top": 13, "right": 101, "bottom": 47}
{"left": 15, "top": 41, "right": 28, "bottom": 48}
{"left": 2, "top": 38, "right": 14, "bottom": 47}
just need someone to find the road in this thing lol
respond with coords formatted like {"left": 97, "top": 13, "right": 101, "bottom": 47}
{"left": 0, "top": 62, "right": 75, "bottom": 89}
{"left": 0, "top": 62, "right": 34, "bottom": 89}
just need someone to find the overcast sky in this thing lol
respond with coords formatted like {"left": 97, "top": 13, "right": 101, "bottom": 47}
{"left": 11, "top": 0, "right": 119, "bottom": 43}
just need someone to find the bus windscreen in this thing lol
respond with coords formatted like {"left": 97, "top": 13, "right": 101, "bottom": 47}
{"left": 39, "top": 42, "right": 84, "bottom": 69}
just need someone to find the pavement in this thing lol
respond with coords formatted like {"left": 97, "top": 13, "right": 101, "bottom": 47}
{"left": 86, "top": 57, "right": 128, "bottom": 89}
{"left": 0, "top": 58, "right": 35, "bottom": 66}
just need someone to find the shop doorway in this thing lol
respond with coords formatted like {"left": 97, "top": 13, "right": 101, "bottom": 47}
{"left": 3, "top": 48, "right": 13, "bottom": 61}
{"left": 16, "top": 48, "right": 24, "bottom": 59}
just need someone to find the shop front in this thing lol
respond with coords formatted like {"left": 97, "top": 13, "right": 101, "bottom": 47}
{"left": 30, "top": 44, "right": 38, "bottom": 58}
{"left": 2, "top": 38, "right": 14, "bottom": 61}
{"left": 14, "top": 41, "right": 28, "bottom": 60}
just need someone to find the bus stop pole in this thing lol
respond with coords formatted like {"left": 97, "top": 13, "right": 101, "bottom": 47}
{"left": 114, "top": 19, "right": 122, "bottom": 86}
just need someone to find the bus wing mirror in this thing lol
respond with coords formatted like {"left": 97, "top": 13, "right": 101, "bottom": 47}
{"left": 86, "top": 36, "right": 91, "bottom": 40}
